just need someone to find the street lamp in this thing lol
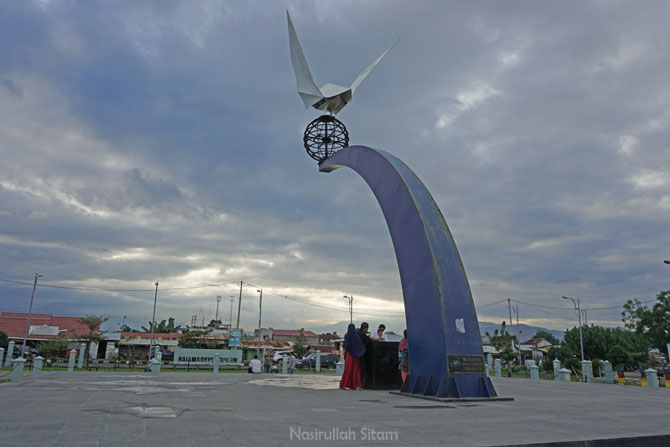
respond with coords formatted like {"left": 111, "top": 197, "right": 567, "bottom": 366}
{"left": 562, "top": 295, "right": 584, "bottom": 361}
{"left": 343, "top": 295, "right": 353, "bottom": 324}
{"left": 21, "top": 273, "right": 42, "bottom": 358}
{"left": 256, "top": 289, "right": 263, "bottom": 358}
{"left": 148, "top": 282, "right": 159, "bottom": 360}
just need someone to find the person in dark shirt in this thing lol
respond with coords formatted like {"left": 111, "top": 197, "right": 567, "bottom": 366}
{"left": 358, "top": 322, "right": 371, "bottom": 388}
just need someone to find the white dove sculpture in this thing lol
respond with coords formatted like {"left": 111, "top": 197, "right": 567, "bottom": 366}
{"left": 287, "top": 11, "right": 397, "bottom": 116}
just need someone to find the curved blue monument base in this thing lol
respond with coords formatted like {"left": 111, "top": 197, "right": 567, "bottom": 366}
{"left": 320, "top": 146, "right": 496, "bottom": 398}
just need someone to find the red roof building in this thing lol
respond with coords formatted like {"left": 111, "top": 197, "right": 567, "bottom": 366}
{"left": 0, "top": 312, "right": 100, "bottom": 341}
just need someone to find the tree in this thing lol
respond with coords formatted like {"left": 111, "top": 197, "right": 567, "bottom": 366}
{"left": 532, "top": 330, "right": 559, "bottom": 346}
{"left": 75, "top": 315, "right": 108, "bottom": 366}
{"left": 178, "top": 329, "right": 212, "bottom": 348}
{"left": 0, "top": 331, "right": 8, "bottom": 350}
{"left": 486, "top": 322, "right": 517, "bottom": 369}
{"left": 37, "top": 335, "right": 69, "bottom": 359}
{"left": 208, "top": 319, "right": 222, "bottom": 328}
{"left": 292, "top": 329, "right": 308, "bottom": 359}
{"left": 119, "top": 323, "right": 134, "bottom": 332}
{"left": 622, "top": 291, "right": 670, "bottom": 356}
{"left": 141, "top": 317, "right": 178, "bottom": 333}
{"left": 560, "top": 324, "right": 648, "bottom": 370}
{"left": 607, "top": 345, "right": 631, "bottom": 368}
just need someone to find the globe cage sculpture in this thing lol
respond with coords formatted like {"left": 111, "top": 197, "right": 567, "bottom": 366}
{"left": 303, "top": 115, "right": 349, "bottom": 162}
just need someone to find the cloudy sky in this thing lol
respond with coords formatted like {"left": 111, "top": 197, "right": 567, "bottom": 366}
{"left": 1, "top": 0, "right": 669, "bottom": 335}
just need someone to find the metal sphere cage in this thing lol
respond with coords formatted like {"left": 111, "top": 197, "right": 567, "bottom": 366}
{"left": 303, "top": 115, "right": 349, "bottom": 162}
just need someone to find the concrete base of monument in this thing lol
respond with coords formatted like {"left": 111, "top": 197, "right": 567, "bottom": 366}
{"left": 2, "top": 372, "right": 669, "bottom": 446}
{"left": 389, "top": 390, "right": 515, "bottom": 402}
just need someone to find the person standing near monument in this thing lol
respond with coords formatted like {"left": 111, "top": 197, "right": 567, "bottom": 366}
{"left": 358, "top": 322, "right": 371, "bottom": 387}
{"left": 370, "top": 324, "right": 389, "bottom": 341}
{"left": 339, "top": 323, "right": 366, "bottom": 390}
{"left": 264, "top": 351, "right": 272, "bottom": 373}
{"left": 287, "top": 352, "right": 296, "bottom": 374}
{"left": 398, "top": 329, "right": 409, "bottom": 383}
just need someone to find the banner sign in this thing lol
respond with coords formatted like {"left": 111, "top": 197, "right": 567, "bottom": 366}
{"left": 229, "top": 330, "right": 242, "bottom": 347}
{"left": 173, "top": 348, "right": 242, "bottom": 366}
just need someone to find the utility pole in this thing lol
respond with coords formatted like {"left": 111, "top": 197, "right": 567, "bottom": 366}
{"left": 148, "top": 282, "right": 159, "bottom": 360}
{"left": 507, "top": 298, "right": 515, "bottom": 363}
{"left": 563, "top": 296, "right": 585, "bottom": 361}
{"left": 514, "top": 305, "right": 522, "bottom": 366}
{"left": 236, "top": 281, "right": 243, "bottom": 330}
{"left": 229, "top": 297, "right": 235, "bottom": 329}
{"left": 21, "top": 273, "right": 42, "bottom": 357}
{"left": 215, "top": 296, "right": 222, "bottom": 323}
{"left": 343, "top": 295, "right": 354, "bottom": 324}
{"left": 256, "top": 289, "right": 263, "bottom": 358}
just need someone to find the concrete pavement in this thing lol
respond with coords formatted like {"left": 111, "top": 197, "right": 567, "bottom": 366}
{"left": 1, "top": 371, "right": 669, "bottom": 446}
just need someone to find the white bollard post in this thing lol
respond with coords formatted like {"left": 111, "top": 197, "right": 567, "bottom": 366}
{"left": 553, "top": 358, "right": 561, "bottom": 381}
{"left": 529, "top": 365, "right": 539, "bottom": 380}
{"left": 6, "top": 341, "right": 15, "bottom": 367}
{"left": 602, "top": 360, "right": 613, "bottom": 384}
{"left": 0, "top": 348, "right": 5, "bottom": 368}
{"left": 77, "top": 343, "right": 85, "bottom": 369}
{"left": 33, "top": 356, "right": 44, "bottom": 377}
{"left": 494, "top": 359, "right": 502, "bottom": 377}
{"left": 149, "top": 358, "right": 161, "bottom": 373}
{"left": 582, "top": 360, "right": 593, "bottom": 383}
{"left": 558, "top": 367, "right": 571, "bottom": 382}
{"left": 646, "top": 368, "right": 659, "bottom": 388}
{"left": 213, "top": 353, "right": 220, "bottom": 374}
{"left": 282, "top": 356, "right": 288, "bottom": 374}
{"left": 315, "top": 350, "right": 321, "bottom": 373}
{"left": 67, "top": 349, "right": 76, "bottom": 372}
{"left": 11, "top": 357, "right": 26, "bottom": 382}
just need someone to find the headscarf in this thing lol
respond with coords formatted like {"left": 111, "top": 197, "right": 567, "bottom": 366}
{"left": 343, "top": 323, "right": 366, "bottom": 358}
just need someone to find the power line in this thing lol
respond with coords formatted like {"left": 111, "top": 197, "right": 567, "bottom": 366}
{"left": 475, "top": 299, "right": 508, "bottom": 310}
{"left": 0, "top": 277, "right": 239, "bottom": 292}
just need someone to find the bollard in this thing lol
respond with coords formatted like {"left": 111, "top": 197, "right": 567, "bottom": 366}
{"left": 640, "top": 369, "right": 648, "bottom": 387}
{"left": 494, "top": 359, "right": 502, "bottom": 377}
{"left": 282, "top": 356, "right": 288, "bottom": 374}
{"left": 155, "top": 347, "right": 161, "bottom": 361}
{"left": 646, "top": 368, "right": 659, "bottom": 388}
{"left": 315, "top": 350, "right": 321, "bottom": 373}
{"left": 149, "top": 358, "right": 161, "bottom": 373}
{"left": 67, "top": 349, "right": 76, "bottom": 372}
{"left": 213, "top": 353, "right": 220, "bottom": 374}
{"left": 553, "top": 359, "right": 561, "bottom": 381}
{"left": 335, "top": 357, "right": 344, "bottom": 375}
{"left": 0, "top": 348, "right": 4, "bottom": 368}
{"left": 33, "top": 356, "right": 44, "bottom": 377}
{"left": 11, "top": 357, "right": 26, "bottom": 382}
{"left": 664, "top": 370, "right": 670, "bottom": 388}
{"left": 77, "top": 343, "right": 86, "bottom": 369}
{"left": 581, "top": 360, "right": 593, "bottom": 383}
{"left": 6, "top": 341, "right": 15, "bottom": 367}
{"left": 558, "top": 367, "right": 571, "bottom": 382}
{"left": 529, "top": 365, "right": 539, "bottom": 380}
{"left": 602, "top": 360, "right": 613, "bottom": 384}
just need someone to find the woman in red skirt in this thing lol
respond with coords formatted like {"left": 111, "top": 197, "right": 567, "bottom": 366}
{"left": 339, "top": 323, "right": 366, "bottom": 390}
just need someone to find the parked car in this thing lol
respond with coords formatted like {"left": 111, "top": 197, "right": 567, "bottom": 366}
{"left": 296, "top": 353, "right": 339, "bottom": 369}
{"left": 272, "top": 351, "right": 292, "bottom": 363}
{"left": 12, "top": 346, "right": 39, "bottom": 358}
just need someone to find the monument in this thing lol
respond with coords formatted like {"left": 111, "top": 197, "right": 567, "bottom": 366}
{"left": 288, "top": 13, "right": 497, "bottom": 399}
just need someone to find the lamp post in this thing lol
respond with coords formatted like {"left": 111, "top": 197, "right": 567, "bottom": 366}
{"left": 21, "top": 273, "right": 42, "bottom": 358}
{"left": 215, "top": 296, "right": 222, "bottom": 323}
{"left": 563, "top": 295, "right": 584, "bottom": 361}
{"left": 343, "top": 295, "right": 353, "bottom": 324}
{"left": 256, "top": 289, "right": 263, "bottom": 358}
{"left": 148, "top": 282, "right": 159, "bottom": 360}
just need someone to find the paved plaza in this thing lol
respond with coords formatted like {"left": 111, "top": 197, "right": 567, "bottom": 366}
{"left": 1, "top": 371, "right": 669, "bottom": 446}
